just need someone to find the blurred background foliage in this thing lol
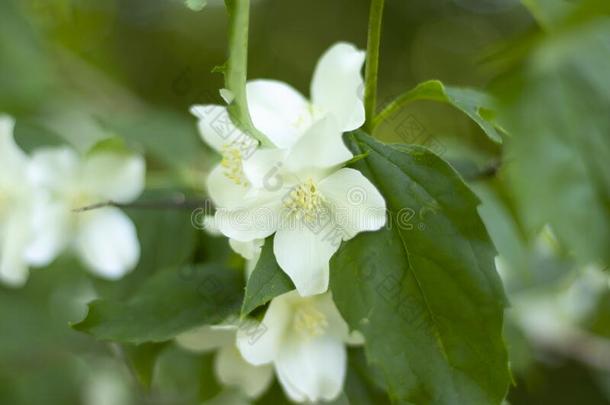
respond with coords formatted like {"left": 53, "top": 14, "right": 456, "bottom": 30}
{"left": 1, "top": 0, "right": 609, "bottom": 404}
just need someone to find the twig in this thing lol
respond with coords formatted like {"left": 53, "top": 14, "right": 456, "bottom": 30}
{"left": 73, "top": 196, "right": 213, "bottom": 213}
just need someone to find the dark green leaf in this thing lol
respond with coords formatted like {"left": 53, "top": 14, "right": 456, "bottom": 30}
{"left": 153, "top": 346, "right": 221, "bottom": 403}
{"left": 241, "top": 237, "right": 294, "bottom": 316}
{"left": 345, "top": 349, "right": 392, "bottom": 405}
{"left": 330, "top": 131, "right": 509, "bottom": 404}
{"left": 121, "top": 342, "right": 169, "bottom": 389}
{"left": 73, "top": 263, "right": 244, "bottom": 344}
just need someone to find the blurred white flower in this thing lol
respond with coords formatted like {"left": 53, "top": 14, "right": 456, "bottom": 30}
{"left": 237, "top": 291, "right": 363, "bottom": 403}
{"left": 0, "top": 115, "right": 48, "bottom": 286}
{"left": 27, "top": 144, "right": 145, "bottom": 279}
{"left": 176, "top": 324, "right": 273, "bottom": 399}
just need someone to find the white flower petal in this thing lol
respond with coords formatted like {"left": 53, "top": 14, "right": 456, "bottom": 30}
{"left": 176, "top": 325, "right": 235, "bottom": 353}
{"left": 246, "top": 80, "right": 310, "bottom": 148}
{"left": 82, "top": 152, "right": 145, "bottom": 203}
{"left": 319, "top": 168, "right": 387, "bottom": 240}
{"left": 312, "top": 292, "right": 364, "bottom": 345}
{"left": 24, "top": 199, "right": 71, "bottom": 267}
{"left": 0, "top": 115, "right": 27, "bottom": 179}
{"left": 0, "top": 213, "right": 31, "bottom": 287}
{"left": 191, "top": 105, "right": 243, "bottom": 152}
{"left": 74, "top": 208, "right": 140, "bottom": 279}
{"left": 273, "top": 223, "right": 339, "bottom": 296}
{"left": 215, "top": 344, "right": 274, "bottom": 399}
{"left": 311, "top": 42, "right": 366, "bottom": 131}
{"left": 242, "top": 147, "right": 288, "bottom": 190}
{"left": 207, "top": 164, "right": 251, "bottom": 209}
{"left": 285, "top": 116, "right": 353, "bottom": 173}
{"left": 236, "top": 296, "right": 291, "bottom": 366}
{"left": 215, "top": 195, "right": 282, "bottom": 242}
{"left": 28, "top": 147, "right": 79, "bottom": 192}
{"left": 275, "top": 333, "right": 347, "bottom": 403}
{"left": 229, "top": 238, "right": 263, "bottom": 261}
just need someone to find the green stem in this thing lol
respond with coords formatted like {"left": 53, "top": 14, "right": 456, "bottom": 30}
{"left": 225, "top": 0, "right": 272, "bottom": 146}
{"left": 363, "top": 0, "right": 385, "bottom": 133}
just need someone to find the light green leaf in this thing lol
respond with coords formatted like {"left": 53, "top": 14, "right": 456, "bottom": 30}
{"left": 103, "top": 110, "right": 205, "bottom": 171}
{"left": 73, "top": 263, "right": 244, "bottom": 344}
{"left": 499, "top": 18, "right": 610, "bottom": 266}
{"left": 521, "top": 0, "right": 576, "bottom": 29}
{"left": 86, "top": 136, "right": 131, "bottom": 156}
{"left": 374, "top": 80, "right": 504, "bottom": 143}
{"left": 330, "top": 131, "right": 509, "bottom": 404}
{"left": 241, "top": 237, "right": 294, "bottom": 316}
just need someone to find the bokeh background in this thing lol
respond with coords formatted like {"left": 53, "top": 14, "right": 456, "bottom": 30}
{"left": 1, "top": 0, "right": 609, "bottom": 404}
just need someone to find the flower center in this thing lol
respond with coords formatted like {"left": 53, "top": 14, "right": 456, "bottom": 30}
{"left": 220, "top": 144, "right": 249, "bottom": 186}
{"left": 293, "top": 303, "right": 328, "bottom": 337}
{"left": 283, "top": 178, "right": 325, "bottom": 223}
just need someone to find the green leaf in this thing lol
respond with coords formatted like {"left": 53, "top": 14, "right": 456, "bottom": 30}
{"left": 374, "top": 80, "right": 504, "bottom": 143}
{"left": 154, "top": 346, "right": 221, "bottom": 403}
{"left": 330, "top": 131, "right": 509, "bottom": 404}
{"left": 86, "top": 136, "right": 131, "bottom": 156}
{"left": 121, "top": 342, "right": 169, "bottom": 389}
{"left": 241, "top": 237, "right": 294, "bottom": 316}
{"left": 345, "top": 349, "right": 392, "bottom": 405}
{"left": 498, "top": 18, "right": 610, "bottom": 266}
{"left": 73, "top": 263, "right": 244, "bottom": 344}
{"left": 102, "top": 110, "right": 205, "bottom": 171}
{"left": 521, "top": 0, "right": 576, "bottom": 29}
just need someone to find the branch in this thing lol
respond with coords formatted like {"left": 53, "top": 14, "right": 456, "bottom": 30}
{"left": 73, "top": 195, "right": 213, "bottom": 213}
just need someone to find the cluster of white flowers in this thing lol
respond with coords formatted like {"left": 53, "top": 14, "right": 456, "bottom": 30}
{"left": 187, "top": 42, "right": 387, "bottom": 402}
{"left": 0, "top": 115, "right": 145, "bottom": 287}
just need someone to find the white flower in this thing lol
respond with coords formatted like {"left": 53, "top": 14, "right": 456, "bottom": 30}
{"left": 245, "top": 42, "right": 365, "bottom": 148}
{"left": 236, "top": 291, "right": 363, "bottom": 403}
{"left": 190, "top": 42, "right": 365, "bottom": 208}
{"left": 191, "top": 42, "right": 385, "bottom": 296}
{"left": 176, "top": 324, "right": 273, "bottom": 399}
{"left": 0, "top": 115, "right": 48, "bottom": 286}
{"left": 190, "top": 105, "right": 259, "bottom": 209}
{"left": 27, "top": 145, "right": 145, "bottom": 279}
{"left": 216, "top": 148, "right": 387, "bottom": 296}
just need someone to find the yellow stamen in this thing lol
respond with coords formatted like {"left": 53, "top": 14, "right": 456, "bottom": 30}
{"left": 283, "top": 178, "right": 324, "bottom": 223}
{"left": 293, "top": 303, "right": 328, "bottom": 337}
{"left": 220, "top": 144, "right": 249, "bottom": 186}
